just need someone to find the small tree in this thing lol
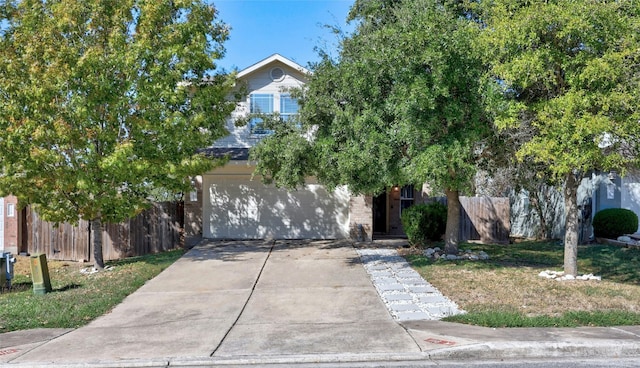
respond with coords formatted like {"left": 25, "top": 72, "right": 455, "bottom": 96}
{"left": 0, "top": 0, "right": 237, "bottom": 268}
{"left": 481, "top": 0, "right": 640, "bottom": 275}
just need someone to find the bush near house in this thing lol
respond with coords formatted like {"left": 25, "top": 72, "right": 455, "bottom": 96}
{"left": 401, "top": 202, "right": 447, "bottom": 245}
{"left": 592, "top": 208, "right": 639, "bottom": 239}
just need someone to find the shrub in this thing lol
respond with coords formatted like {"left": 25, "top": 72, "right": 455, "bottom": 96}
{"left": 401, "top": 202, "right": 447, "bottom": 245}
{"left": 592, "top": 208, "right": 639, "bottom": 239}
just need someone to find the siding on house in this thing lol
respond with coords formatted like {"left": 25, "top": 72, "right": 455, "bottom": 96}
{"left": 593, "top": 170, "right": 640, "bottom": 233}
{"left": 594, "top": 173, "right": 622, "bottom": 211}
{"left": 214, "top": 60, "right": 308, "bottom": 148}
{"left": 621, "top": 171, "right": 640, "bottom": 233}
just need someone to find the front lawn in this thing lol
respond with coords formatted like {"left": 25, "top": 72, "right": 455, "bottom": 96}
{"left": 405, "top": 242, "right": 640, "bottom": 327}
{"left": 0, "top": 249, "right": 185, "bottom": 333}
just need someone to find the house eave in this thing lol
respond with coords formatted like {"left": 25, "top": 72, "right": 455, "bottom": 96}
{"left": 237, "top": 53, "right": 310, "bottom": 79}
{"left": 198, "top": 147, "right": 250, "bottom": 161}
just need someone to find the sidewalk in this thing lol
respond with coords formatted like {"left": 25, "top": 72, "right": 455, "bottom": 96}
{"left": 1, "top": 240, "right": 640, "bottom": 367}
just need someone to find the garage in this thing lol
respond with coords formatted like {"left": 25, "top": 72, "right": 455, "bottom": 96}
{"left": 181, "top": 55, "right": 358, "bottom": 244}
{"left": 202, "top": 165, "right": 350, "bottom": 239}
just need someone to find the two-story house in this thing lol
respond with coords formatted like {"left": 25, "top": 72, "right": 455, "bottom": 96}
{"left": 184, "top": 54, "right": 428, "bottom": 246}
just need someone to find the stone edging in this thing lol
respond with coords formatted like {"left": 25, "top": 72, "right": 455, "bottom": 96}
{"left": 357, "top": 248, "right": 464, "bottom": 321}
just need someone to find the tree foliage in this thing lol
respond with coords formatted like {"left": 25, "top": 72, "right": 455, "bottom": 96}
{"left": 476, "top": 117, "right": 564, "bottom": 241}
{"left": 480, "top": 0, "right": 640, "bottom": 275}
{"left": 0, "top": 0, "right": 237, "bottom": 267}
{"left": 252, "top": 0, "right": 490, "bottom": 253}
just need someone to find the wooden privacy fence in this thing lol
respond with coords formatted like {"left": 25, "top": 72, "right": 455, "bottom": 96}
{"left": 25, "top": 202, "right": 184, "bottom": 262}
{"left": 459, "top": 197, "right": 510, "bottom": 244}
{"left": 437, "top": 196, "right": 511, "bottom": 244}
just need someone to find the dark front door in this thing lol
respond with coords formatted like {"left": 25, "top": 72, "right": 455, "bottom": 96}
{"left": 373, "top": 192, "right": 387, "bottom": 233}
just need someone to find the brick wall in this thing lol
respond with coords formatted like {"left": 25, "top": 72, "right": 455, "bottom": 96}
{"left": 3, "top": 195, "right": 19, "bottom": 254}
{"left": 349, "top": 195, "right": 373, "bottom": 242}
{"left": 183, "top": 176, "right": 203, "bottom": 247}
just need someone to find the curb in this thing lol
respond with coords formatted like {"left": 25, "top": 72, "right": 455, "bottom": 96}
{"left": 3, "top": 342, "right": 640, "bottom": 367}
{"left": 425, "top": 340, "right": 640, "bottom": 361}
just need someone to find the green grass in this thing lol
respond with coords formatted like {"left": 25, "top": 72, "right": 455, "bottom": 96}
{"left": 426, "top": 241, "right": 640, "bottom": 282}
{"left": 405, "top": 241, "right": 640, "bottom": 328}
{"left": 446, "top": 309, "right": 640, "bottom": 328}
{"left": 0, "top": 249, "right": 185, "bottom": 333}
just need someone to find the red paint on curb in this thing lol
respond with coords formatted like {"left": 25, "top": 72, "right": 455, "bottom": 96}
{"left": 425, "top": 338, "right": 457, "bottom": 346}
{"left": 0, "top": 348, "right": 19, "bottom": 356}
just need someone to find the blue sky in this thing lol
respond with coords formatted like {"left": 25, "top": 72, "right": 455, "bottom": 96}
{"left": 212, "top": 0, "right": 355, "bottom": 71}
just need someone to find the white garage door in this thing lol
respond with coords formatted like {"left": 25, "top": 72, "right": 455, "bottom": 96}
{"left": 203, "top": 173, "right": 350, "bottom": 239}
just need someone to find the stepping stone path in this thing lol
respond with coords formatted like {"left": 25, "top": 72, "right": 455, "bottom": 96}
{"left": 357, "top": 248, "right": 464, "bottom": 322}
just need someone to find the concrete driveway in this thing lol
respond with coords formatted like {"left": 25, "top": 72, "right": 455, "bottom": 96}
{"left": 6, "top": 240, "right": 419, "bottom": 365}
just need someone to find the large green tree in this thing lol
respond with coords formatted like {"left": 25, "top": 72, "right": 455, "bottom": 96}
{"left": 481, "top": 0, "right": 640, "bottom": 275}
{"left": 0, "top": 0, "right": 237, "bottom": 268}
{"left": 251, "top": 0, "right": 490, "bottom": 254}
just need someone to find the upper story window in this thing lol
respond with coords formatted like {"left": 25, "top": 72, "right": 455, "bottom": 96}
{"left": 249, "top": 94, "right": 273, "bottom": 135}
{"left": 280, "top": 94, "right": 299, "bottom": 122}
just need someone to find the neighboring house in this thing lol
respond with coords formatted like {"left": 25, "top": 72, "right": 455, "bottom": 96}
{"left": 184, "top": 54, "right": 430, "bottom": 245}
{"left": 507, "top": 170, "right": 640, "bottom": 242}
{"left": 0, "top": 195, "right": 20, "bottom": 254}
{"left": 591, "top": 170, "right": 640, "bottom": 233}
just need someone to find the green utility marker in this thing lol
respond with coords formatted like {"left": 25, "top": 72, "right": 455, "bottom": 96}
{"left": 30, "top": 254, "right": 52, "bottom": 295}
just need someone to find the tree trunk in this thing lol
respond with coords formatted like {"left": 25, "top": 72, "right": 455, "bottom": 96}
{"left": 563, "top": 172, "right": 579, "bottom": 276}
{"left": 91, "top": 217, "right": 105, "bottom": 270}
{"left": 444, "top": 188, "right": 460, "bottom": 255}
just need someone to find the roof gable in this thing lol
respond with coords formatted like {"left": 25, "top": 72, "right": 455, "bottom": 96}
{"left": 237, "top": 54, "right": 310, "bottom": 79}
